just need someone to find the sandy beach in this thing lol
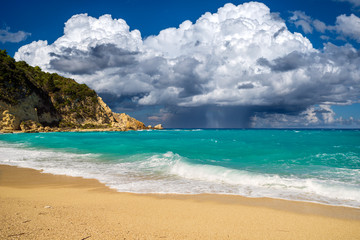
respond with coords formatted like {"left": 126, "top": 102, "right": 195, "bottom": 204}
{"left": 1, "top": 164, "right": 360, "bottom": 240}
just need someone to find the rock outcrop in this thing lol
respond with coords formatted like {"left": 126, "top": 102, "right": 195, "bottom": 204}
{"left": 153, "top": 124, "right": 163, "bottom": 130}
{"left": 0, "top": 50, "right": 161, "bottom": 133}
{"left": 19, "top": 120, "right": 43, "bottom": 133}
{"left": 0, "top": 110, "right": 16, "bottom": 131}
{"left": 113, "top": 113, "right": 146, "bottom": 130}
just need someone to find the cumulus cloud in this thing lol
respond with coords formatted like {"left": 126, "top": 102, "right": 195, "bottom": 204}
{"left": 0, "top": 27, "right": 31, "bottom": 43}
{"left": 334, "top": 14, "right": 360, "bottom": 42}
{"left": 15, "top": 2, "right": 360, "bottom": 127}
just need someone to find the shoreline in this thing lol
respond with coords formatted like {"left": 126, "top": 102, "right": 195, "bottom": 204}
{"left": 0, "top": 128, "right": 147, "bottom": 134}
{"left": 2, "top": 164, "right": 360, "bottom": 214}
{"left": 0, "top": 125, "right": 163, "bottom": 134}
{"left": 1, "top": 164, "right": 360, "bottom": 239}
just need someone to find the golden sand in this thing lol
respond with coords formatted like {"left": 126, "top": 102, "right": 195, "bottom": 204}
{"left": 1, "top": 164, "right": 360, "bottom": 239}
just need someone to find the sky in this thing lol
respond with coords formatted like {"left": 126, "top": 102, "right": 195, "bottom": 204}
{"left": 1, "top": 0, "right": 360, "bottom": 128}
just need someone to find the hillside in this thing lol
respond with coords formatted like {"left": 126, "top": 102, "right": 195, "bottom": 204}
{"left": 0, "top": 50, "right": 161, "bottom": 133}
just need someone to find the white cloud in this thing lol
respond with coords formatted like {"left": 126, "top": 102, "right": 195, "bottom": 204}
{"left": 289, "top": 11, "right": 360, "bottom": 43}
{"left": 313, "top": 19, "right": 327, "bottom": 33}
{"left": 303, "top": 107, "right": 320, "bottom": 124}
{"left": 289, "top": 11, "right": 314, "bottom": 34}
{"left": 319, "top": 104, "right": 336, "bottom": 123}
{"left": 334, "top": 14, "right": 360, "bottom": 42}
{"left": 14, "top": 2, "right": 360, "bottom": 127}
{"left": 0, "top": 27, "right": 31, "bottom": 43}
{"left": 252, "top": 105, "right": 359, "bottom": 128}
{"left": 289, "top": 11, "right": 328, "bottom": 34}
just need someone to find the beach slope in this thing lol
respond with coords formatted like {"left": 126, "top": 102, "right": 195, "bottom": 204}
{"left": 1, "top": 165, "right": 360, "bottom": 239}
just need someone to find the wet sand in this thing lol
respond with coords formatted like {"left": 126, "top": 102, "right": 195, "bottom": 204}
{"left": 1, "top": 164, "right": 360, "bottom": 239}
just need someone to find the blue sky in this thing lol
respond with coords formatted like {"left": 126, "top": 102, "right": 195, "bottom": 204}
{"left": 1, "top": 0, "right": 360, "bottom": 128}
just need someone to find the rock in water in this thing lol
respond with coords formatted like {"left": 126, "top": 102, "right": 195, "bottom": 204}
{"left": 154, "top": 124, "right": 163, "bottom": 130}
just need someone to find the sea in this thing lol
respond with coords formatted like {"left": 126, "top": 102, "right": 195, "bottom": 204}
{"left": 0, "top": 129, "right": 359, "bottom": 208}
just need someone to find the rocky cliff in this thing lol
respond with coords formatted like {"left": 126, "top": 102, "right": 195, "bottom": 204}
{"left": 0, "top": 50, "right": 161, "bottom": 133}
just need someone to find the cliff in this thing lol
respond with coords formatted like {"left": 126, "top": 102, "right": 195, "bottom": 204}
{"left": 0, "top": 50, "right": 160, "bottom": 133}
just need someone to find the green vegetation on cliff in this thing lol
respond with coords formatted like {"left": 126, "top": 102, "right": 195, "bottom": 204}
{"left": 0, "top": 50, "right": 34, "bottom": 105}
{"left": 0, "top": 50, "right": 148, "bottom": 132}
{"left": 0, "top": 50, "right": 98, "bottom": 124}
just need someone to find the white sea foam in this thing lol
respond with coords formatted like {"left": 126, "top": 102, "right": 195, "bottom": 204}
{"left": 168, "top": 155, "right": 360, "bottom": 206}
{"left": 0, "top": 142, "right": 101, "bottom": 178}
{"left": 1, "top": 141, "right": 360, "bottom": 208}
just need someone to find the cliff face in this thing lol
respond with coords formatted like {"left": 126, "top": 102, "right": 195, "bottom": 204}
{"left": 0, "top": 50, "right": 155, "bottom": 133}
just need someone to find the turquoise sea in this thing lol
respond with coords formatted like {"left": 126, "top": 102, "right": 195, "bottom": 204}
{"left": 0, "top": 129, "right": 359, "bottom": 208}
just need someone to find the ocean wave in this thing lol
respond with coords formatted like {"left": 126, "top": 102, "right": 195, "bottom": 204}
{"left": 0, "top": 141, "right": 101, "bottom": 177}
{"left": 315, "top": 152, "right": 360, "bottom": 169}
{"left": 167, "top": 154, "right": 360, "bottom": 207}
{"left": 1, "top": 141, "right": 359, "bottom": 208}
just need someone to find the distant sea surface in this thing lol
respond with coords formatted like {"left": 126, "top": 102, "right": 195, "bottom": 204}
{"left": 1, "top": 129, "right": 359, "bottom": 208}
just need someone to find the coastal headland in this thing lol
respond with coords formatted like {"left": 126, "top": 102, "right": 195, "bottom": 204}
{"left": 0, "top": 50, "right": 162, "bottom": 133}
{"left": 1, "top": 164, "right": 359, "bottom": 239}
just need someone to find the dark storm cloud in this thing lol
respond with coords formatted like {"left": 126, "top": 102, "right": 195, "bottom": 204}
{"left": 173, "top": 57, "right": 204, "bottom": 98}
{"left": 237, "top": 83, "right": 255, "bottom": 89}
{"left": 244, "top": 43, "right": 360, "bottom": 127}
{"left": 257, "top": 51, "right": 308, "bottom": 72}
{"left": 49, "top": 44, "right": 138, "bottom": 75}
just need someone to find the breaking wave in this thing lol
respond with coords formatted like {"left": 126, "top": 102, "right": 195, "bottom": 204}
{"left": 1, "top": 140, "right": 359, "bottom": 208}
